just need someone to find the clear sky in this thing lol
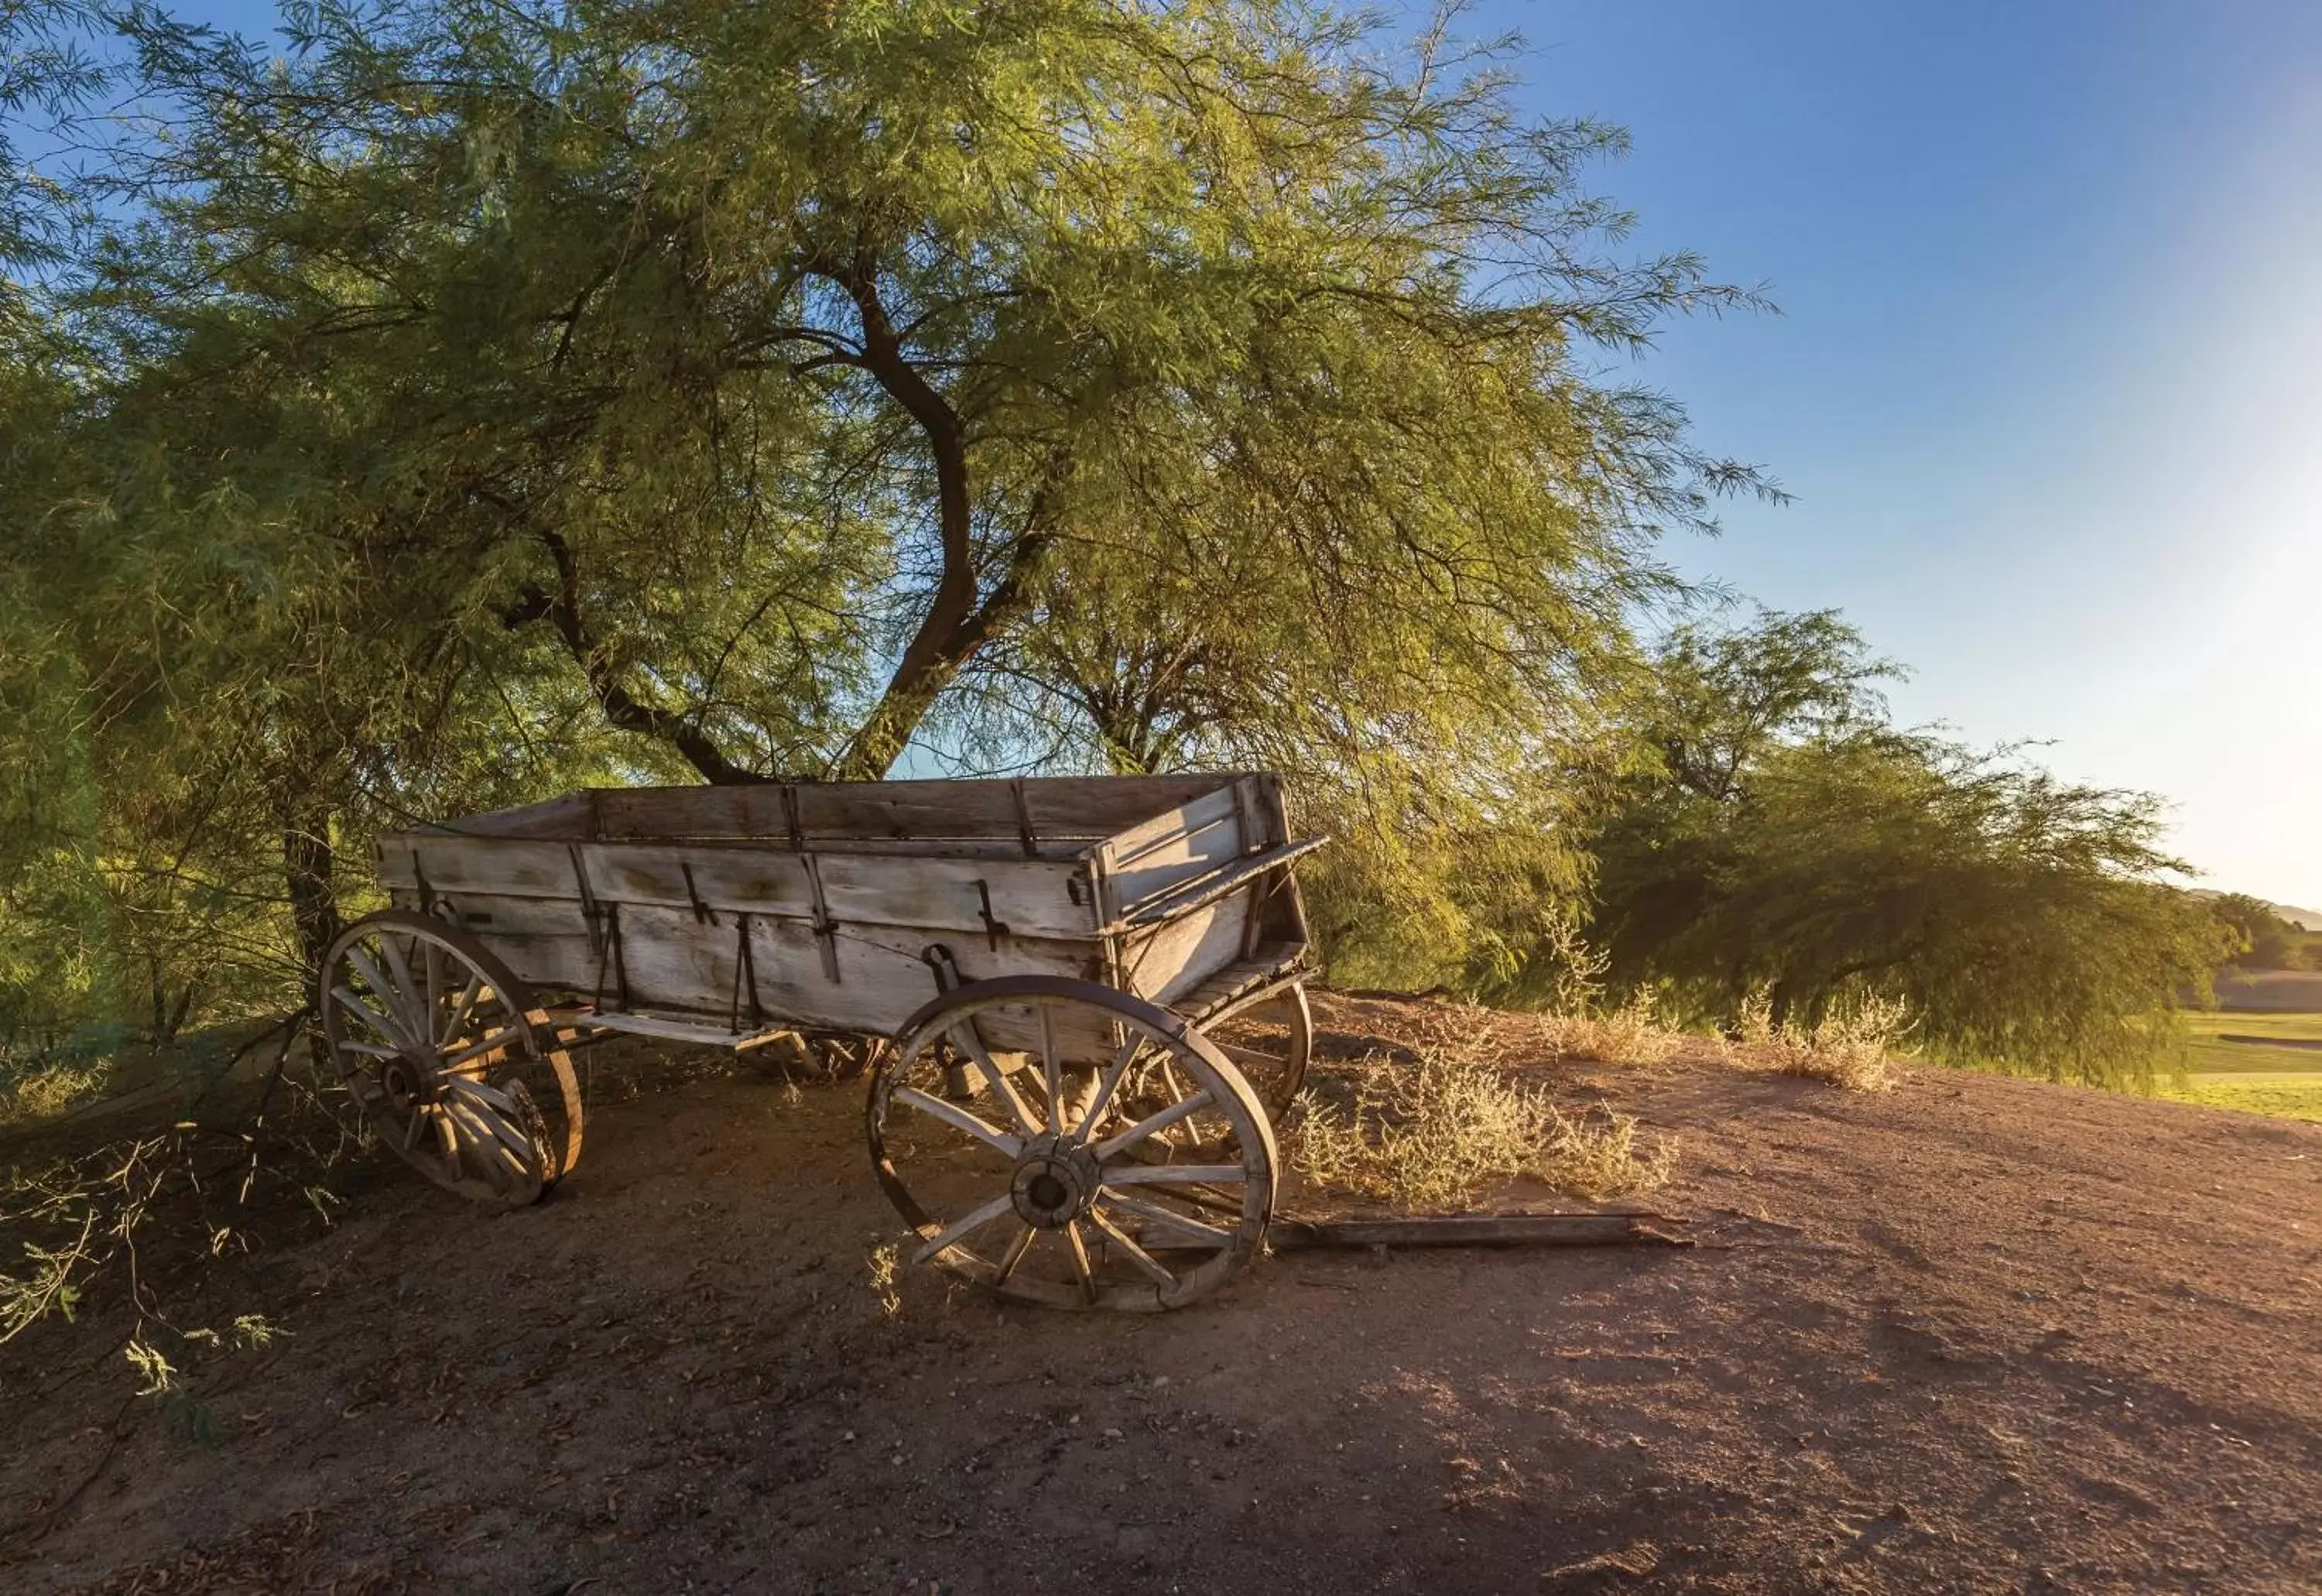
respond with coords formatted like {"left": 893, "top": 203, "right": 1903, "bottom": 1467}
{"left": 1442, "top": 1, "right": 2322, "bottom": 905}
{"left": 135, "top": 2, "right": 2322, "bottom": 902}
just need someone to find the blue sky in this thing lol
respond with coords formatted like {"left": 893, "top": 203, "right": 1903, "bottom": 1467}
{"left": 112, "top": 2, "right": 2322, "bottom": 903}
{"left": 1447, "top": 1, "right": 2322, "bottom": 903}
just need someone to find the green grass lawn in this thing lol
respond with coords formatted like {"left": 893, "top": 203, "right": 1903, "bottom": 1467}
{"left": 2183, "top": 1009, "right": 2322, "bottom": 1043}
{"left": 2156, "top": 1072, "right": 2322, "bottom": 1124}
{"left": 2161, "top": 1010, "right": 2322, "bottom": 1122}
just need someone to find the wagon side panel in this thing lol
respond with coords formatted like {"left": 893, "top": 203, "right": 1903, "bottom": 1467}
{"left": 738, "top": 919, "right": 1095, "bottom": 1036}
{"left": 1121, "top": 897, "right": 1255, "bottom": 1007}
{"left": 1097, "top": 780, "right": 1252, "bottom": 920}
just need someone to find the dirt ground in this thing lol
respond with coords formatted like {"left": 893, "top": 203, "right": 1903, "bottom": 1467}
{"left": 2, "top": 995, "right": 2317, "bottom": 1594}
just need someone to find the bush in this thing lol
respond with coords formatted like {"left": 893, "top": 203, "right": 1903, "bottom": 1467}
{"left": 1293, "top": 1045, "right": 1676, "bottom": 1207}
{"left": 1736, "top": 988, "right": 1909, "bottom": 1091}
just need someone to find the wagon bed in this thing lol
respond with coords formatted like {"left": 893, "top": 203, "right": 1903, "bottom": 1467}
{"left": 372, "top": 774, "right": 1318, "bottom": 1049}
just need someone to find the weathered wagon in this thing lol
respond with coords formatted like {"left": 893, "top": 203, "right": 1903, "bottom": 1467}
{"left": 319, "top": 775, "right": 1321, "bottom": 1309}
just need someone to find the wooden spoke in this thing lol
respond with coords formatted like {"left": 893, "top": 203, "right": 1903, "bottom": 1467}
{"left": 913, "top": 1192, "right": 1019, "bottom": 1266}
{"left": 1093, "top": 1091, "right": 1214, "bottom": 1162}
{"left": 444, "top": 1079, "right": 536, "bottom": 1163}
{"left": 1084, "top": 1207, "right": 1178, "bottom": 1291}
{"left": 377, "top": 935, "right": 426, "bottom": 1049}
{"left": 1037, "top": 1002, "right": 1064, "bottom": 1132}
{"left": 947, "top": 1022, "right": 1043, "bottom": 1135}
{"left": 991, "top": 1221, "right": 1037, "bottom": 1287}
{"left": 1069, "top": 1035, "right": 1148, "bottom": 1142}
{"left": 1101, "top": 1163, "right": 1246, "bottom": 1187}
{"left": 1203, "top": 982, "right": 1313, "bottom": 1126}
{"left": 439, "top": 974, "right": 484, "bottom": 1053}
{"left": 1063, "top": 1220, "right": 1097, "bottom": 1306}
{"left": 1101, "top": 1193, "right": 1235, "bottom": 1251}
{"left": 421, "top": 940, "right": 444, "bottom": 1043}
{"left": 336, "top": 967, "right": 416, "bottom": 1050}
{"left": 436, "top": 1024, "right": 525, "bottom": 1076}
{"left": 892, "top": 1087, "right": 1023, "bottom": 1157}
{"left": 335, "top": 1038, "right": 402, "bottom": 1060}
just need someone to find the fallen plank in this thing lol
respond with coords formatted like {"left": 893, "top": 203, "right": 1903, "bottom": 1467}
{"left": 1269, "top": 1211, "right": 1692, "bottom": 1251}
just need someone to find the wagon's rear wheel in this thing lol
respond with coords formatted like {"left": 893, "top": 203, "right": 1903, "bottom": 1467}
{"left": 867, "top": 976, "right": 1276, "bottom": 1311}
{"left": 1201, "top": 981, "right": 1313, "bottom": 1125}
{"left": 319, "top": 910, "right": 583, "bottom": 1207}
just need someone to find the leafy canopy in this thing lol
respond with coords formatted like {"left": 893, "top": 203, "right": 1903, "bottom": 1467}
{"left": 1569, "top": 610, "right": 2221, "bottom": 1085}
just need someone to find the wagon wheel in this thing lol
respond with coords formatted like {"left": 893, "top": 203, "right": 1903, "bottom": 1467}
{"left": 867, "top": 975, "right": 1276, "bottom": 1311}
{"left": 318, "top": 910, "right": 583, "bottom": 1207}
{"left": 1200, "top": 981, "right": 1313, "bottom": 1125}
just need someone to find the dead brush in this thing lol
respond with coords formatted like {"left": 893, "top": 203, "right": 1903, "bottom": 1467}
{"left": 1293, "top": 1046, "right": 1676, "bottom": 1208}
{"left": 1738, "top": 988, "right": 1911, "bottom": 1091}
{"left": 1542, "top": 991, "right": 1682, "bottom": 1068}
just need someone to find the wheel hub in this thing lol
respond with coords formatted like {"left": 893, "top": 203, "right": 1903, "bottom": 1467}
{"left": 377, "top": 1056, "right": 440, "bottom": 1112}
{"left": 1009, "top": 1136, "right": 1101, "bottom": 1229}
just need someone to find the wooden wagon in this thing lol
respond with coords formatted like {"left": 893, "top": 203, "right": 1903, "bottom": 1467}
{"left": 318, "top": 776, "right": 1322, "bottom": 1310}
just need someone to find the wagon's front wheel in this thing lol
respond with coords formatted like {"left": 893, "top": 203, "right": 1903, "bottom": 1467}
{"left": 319, "top": 910, "right": 583, "bottom": 1207}
{"left": 867, "top": 976, "right": 1276, "bottom": 1311}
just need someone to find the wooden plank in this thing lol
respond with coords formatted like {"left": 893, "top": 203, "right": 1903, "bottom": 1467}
{"left": 1120, "top": 895, "right": 1252, "bottom": 1008}
{"left": 810, "top": 852, "right": 1094, "bottom": 941}
{"left": 584, "top": 844, "right": 815, "bottom": 920}
{"left": 402, "top": 892, "right": 591, "bottom": 940}
{"left": 551, "top": 1009, "right": 762, "bottom": 1047}
{"left": 491, "top": 915, "right": 1095, "bottom": 1036}
{"left": 591, "top": 785, "right": 786, "bottom": 843}
{"left": 603, "top": 903, "right": 741, "bottom": 1015}
{"left": 1116, "top": 839, "right": 1328, "bottom": 929}
{"left": 736, "top": 920, "right": 1094, "bottom": 1036}
{"left": 413, "top": 841, "right": 1098, "bottom": 942}
{"left": 1269, "top": 1213, "right": 1691, "bottom": 1250}
{"left": 438, "top": 792, "right": 597, "bottom": 840}
{"left": 1101, "top": 784, "right": 1245, "bottom": 913}
{"left": 473, "top": 930, "right": 600, "bottom": 993}
{"left": 582, "top": 777, "right": 1235, "bottom": 846}
{"left": 379, "top": 836, "right": 586, "bottom": 900}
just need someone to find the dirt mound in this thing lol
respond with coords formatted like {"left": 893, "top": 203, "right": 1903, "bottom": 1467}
{"left": 2, "top": 995, "right": 2317, "bottom": 1594}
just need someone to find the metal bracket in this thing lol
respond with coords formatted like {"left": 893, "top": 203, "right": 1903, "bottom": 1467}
{"left": 568, "top": 844, "right": 604, "bottom": 956}
{"left": 921, "top": 943, "right": 973, "bottom": 1099}
{"left": 591, "top": 900, "right": 630, "bottom": 1012}
{"left": 409, "top": 851, "right": 437, "bottom": 917}
{"left": 730, "top": 911, "right": 765, "bottom": 1033}
{"left": 1009, "top": 778, "right": 1039, "bottom": 859}
{"left": 973, "top": 878, "right": 1010, "bottom": 952}
{"left": 680, "top": 861, "right": 718, "bottom": 926}
{"left": 802, "top": 852, "right": 840, "bottom": 984}
{"left": 920, "top": 943, "right": 964, "bottom": 995}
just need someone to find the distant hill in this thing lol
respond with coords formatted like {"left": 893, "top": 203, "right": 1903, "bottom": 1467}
{"left": 2187, "top": 889, "right": 2322, "bottom": 932}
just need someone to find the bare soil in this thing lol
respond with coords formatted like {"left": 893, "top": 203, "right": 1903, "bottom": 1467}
{"left": 2, "top": 995, "right": 2317, "bottom": 1594}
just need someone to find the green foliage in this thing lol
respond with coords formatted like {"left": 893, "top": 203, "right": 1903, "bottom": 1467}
{"left": 0, "top": 0, "right": 1768, "bottom": 1060}
{"left": 1569, "top": 610, "right": 2222, "bottom": 1086}
{"left": 2207, "top": 893, "right": 2310, "bottom": 971}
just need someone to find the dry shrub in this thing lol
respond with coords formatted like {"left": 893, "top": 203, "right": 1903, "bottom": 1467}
{"left": 1739, "top": 988, "right": 1910, "bottom": 1091}
{"left": 1543, "top": 992, "right": 1681, "bottom": 1067}
{"left": 1293, "top": 1047, "right": 1676, "bottom": 1207}
{"left": 0, "top": 1058, "right": 111, "bottom": 1128}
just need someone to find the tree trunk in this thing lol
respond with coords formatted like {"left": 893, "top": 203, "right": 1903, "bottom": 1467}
{"left": 283, "top": 800, "right": 339, "bottom": 1004}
